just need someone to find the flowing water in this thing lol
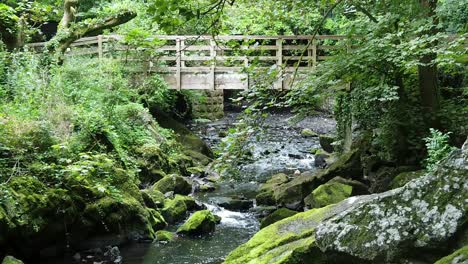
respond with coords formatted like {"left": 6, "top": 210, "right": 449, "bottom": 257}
{"left": 119, "top": 111, "right": 335, "bottom": 264}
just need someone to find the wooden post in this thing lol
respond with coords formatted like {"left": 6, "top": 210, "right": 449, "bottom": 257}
{"left": 276, "top": 38, "right": 283, "bottom": 90}
{"left": 97, "top": 35, "right": 103, "bottom": 61}
{"left": 312, "top": 39, "right": 317, "bottom": 67}
{"left": 180, "top": 39, "right": 186, "bottom": 67}
{"left": 210, "top": 38, "right": 216, "bottom": 90}
{"left": 244, "top": 56, "right": 249, "bottom": 89}
{"left": 176, "top": 38, "right": 181, "bottom": 90}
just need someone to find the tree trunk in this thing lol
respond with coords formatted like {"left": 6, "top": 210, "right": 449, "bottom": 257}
{"left": 418, "top": 0, "right": 440, "bottom": 128}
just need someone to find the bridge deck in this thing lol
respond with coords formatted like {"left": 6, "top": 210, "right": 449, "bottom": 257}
{"left": 28, "top": 35, "right": 347, "bottom": 90}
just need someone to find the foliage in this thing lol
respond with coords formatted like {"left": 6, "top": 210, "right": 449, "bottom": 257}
{"left": 423, "top": 128, "right": 455, "bottom": 172}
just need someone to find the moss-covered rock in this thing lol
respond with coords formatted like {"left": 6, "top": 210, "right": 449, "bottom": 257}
{"left": 161, "top": 196, "right": 188, "bottom": 223}
{"left": 389, "top": 170, "right": 425, "bottom": 189}
{"left": 155, "top": 230, "right": 175, "bottom": 242}
{"left": 1, "top": 256, "right": 24, "bottom": 264}
{"left": 226, "top": 143, "right": 468, "bottom": 264}
{"left": 152, "top": 174, "right": 192, "bottom": 195}
{"left": 141, "top": 189, "right": 165, "bottom": 209}
{"left": 301, "top": 128, "right": 318, "bottom": 138}
{"left": 314, "top": 145, "right": 468, "bottom": 262}
{"left": 304, "top": 182, "right": 352, "bottom": 209}
{"left": 175, "top": 194, "right": 203, "bottom": 211}
{"left": 176, "top": 210, "right": 218, "bottom": 236}
{"left": 148, "top": 208, "right": 167, "bottom": 231}
{"left": 83, "top": 195, "right": 156, "bottom": 240}
{"left": 224, "top": 205, "right": 337, "bottom": 264}
{"left": 260, "top": 208, "right": 298, "bottom": 229}
{"left": 255, "top": 173, "right": 289, "bottom": 206}
{"left": 434, "top": 245, "right": 468, "bottom": 264}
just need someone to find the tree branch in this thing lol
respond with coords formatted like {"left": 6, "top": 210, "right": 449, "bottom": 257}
{"left": 354, "top": 3, "right": 378, "bottom": 23}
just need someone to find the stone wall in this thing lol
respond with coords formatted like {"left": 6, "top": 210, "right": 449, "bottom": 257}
{"left": 191, "top": 90, "right": 224, "bottom": 120}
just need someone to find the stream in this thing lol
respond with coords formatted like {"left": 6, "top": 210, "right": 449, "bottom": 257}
{"left": 120, "top": 111, "right": 336, "bottom": 264}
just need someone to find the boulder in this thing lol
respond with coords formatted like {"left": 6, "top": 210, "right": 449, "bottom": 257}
{"left": 315, "top": 144, "right": 468, "bottom": 262}
{"left": 224, "top": 205, "right": 337, "bottom": 264}
{"left": 304, "top": 182, "right": 352, "bottom": 209}
{"left": 390, "top": 170, "right": 425, "bottom": 189}
{"left": 319, "top": 134, "right": 335, "bottom": 153}
{"left": 1, "top": 256, "right": 24, "bottom": 264}
{"left": 301, "top": 128, "right": 318, "bottom": 138}
{"left": 152, "top": 174, "right": 192, "bottom": 195}
{"left": 155, "top": 230, "right": 175, "bottom": 242}
{"left": 176, "top": 210, "right": 219, "bottom": 236}
{"left": 260, "top": 208, "right": 298, "bottom": 229}
{"left": 434, "top": 245, "right": 468, "bottom": 264}
{"left": 161, "top": 196, "right": 188, "bottom": 224}
{"left": 225, "top": 142, "right": 468, "bottom": 263}
{"left": 255, "top": 173, "right": 289, "bottom": 206}
{"left": 218, "top": 198, "right": 254, "bottom": 212}
{"left": 141, "top": 189, "right": 165, "bottom": 209}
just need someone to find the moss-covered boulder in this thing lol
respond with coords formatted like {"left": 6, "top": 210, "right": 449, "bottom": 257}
{"left": 176, "top": 210, "right": 219, "bottom": 236}
{"left": 83, "top": 195, "right": 157, "bottom": 240}
{"left": 255, "top": 173, "right": 289, "bottom": 206}
{"left": 260, "top": 208, "right": 298, "bottom": 229}
{"left": 434, "top": 245, "right": 468, "bottom": 264}
{"left": 301, "top": 128, "right": 318, "bottom": 138}
{"left": 226, "top": 143, "right": 468, "bottom": 264}
{"left": 390, "top": 170, "right": 425, "bottom": 189}
{"left": 155, "top": 230, "right": 175, "bottom": 242}
{"left": 175, "top": 194, "right": 204, "bottom": 211}
{"left": 224, "top": 205, "right": 337, "bottom": 264}
{"left": 148, "top": 208, "right": 167, "bottom": 231}
{"left": 141, "top": 189, "right": 165, "bottom": 209}
{"left": 314, "top": 145, "right": 468, "bottom": 262}
{"left": 1, "top": 256, "right": 24, "bottom": 264}
{"left": 304, "top": 182, "right": 352, "bottom": 209}
{"left": 152, "top": 174, "right": 192, "bottom": 195}
{"left": 161, "top": 195, "right": 189, "bottom": 223}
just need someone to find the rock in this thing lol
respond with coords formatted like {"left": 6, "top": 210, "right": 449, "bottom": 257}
{"left": 314, "top": 145, "right": 468, "bottom": 262}
{"left": 218, "top": 198, "right": 254, "bottom": 212}
{"left": 390, "top": 170, "right": 425, "bottom": 189}
{"left": 224, "top": 205, "right": 337, "bottom": 264}
{"left": 176, "top": 210, "right": 219, "bottom": 236}
{"left": 314, "top": 153, "right": 329, "bottom": 168}
{"left": 103, "top": 246, "right": 122, "bottom": 264}
{"left": 304, "top": 182, "right": 352, "bottom": 209}
{"left": 155, "top": 230, "right": 175, "bottom": 242}
{"left": 328, "top": 176, "right": 369, "bottom": 195}
{"left": 226, "top": 143, "right": 468, "bottom": 263}
{"left": 175, "top": 194, "right": 205, "bottom": 211}
{"left": 161, "top": 196, "right": 188, "bottom": 224}
{"left": 250, "top": 206, "right": 278, "bottom": 218}
{"left": 255, "top": 173, "right": 289, "bottom": 206}
{"left": 260, "top": 208, "right": 298, "bottom": 229}
{"left": 152, "top": 174, "right": 192, "bottom": 195}
{"left": 147, "top": 208, "right": 167, "bottom": 231}
{"left": 1, "top": 256, "right": 24, "bottom": 264}
{"left": 434, "top": 245, "right": 468, "bottom": 264}
{"left": 272, "top": 147, "right": 363, "bottom": 210}
{"left": 301, "top": 128, "right": 318, "bottom": 138}
{"left": 141, "top": 189, "right": 165, "bottom": 209}
{"left": 319, "top": 134, "right": 335, "bottom": 153}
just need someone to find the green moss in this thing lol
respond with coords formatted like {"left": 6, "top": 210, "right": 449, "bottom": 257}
{"left": 260, "top": 208, "right": 298, "bottom": 229}
{"left": 1, "top": 256, "right": 24, "bottom": 264}
{"left": 161, "top": 196, "right": 188, "bottom": 223}
{"left": 434, "top": 245, "right": 468, "bottom": 264}
{"left": 148, "top": 208, "right": 167, "bottom": 231}
{"left": 174, "top": 194, "right": 200, "bottom": 211}
{"left": 304, "top": 182, "right": 352, "bottom": 209}
{"left": 141, "top": 189, "right": 165, "bottom": 209}
{"left": 390, "top": 170, "right": 425, "bottom": 189}
{"left": 225, "top": 205, "right": 336, "bottom": 264}
{"left": 83, "top": 195, "right": 155, "bottom": 239}
{"left": 155, "top": 230, "right": 175, "bottom": 242}
{"left": 152, "top": 174, "right": 192, "bottom": 195}
{"left": 301, "top": 129, "right": 318, "bottom": 138}
{"left": 256, "top": 173, "right": 289, "bottom": 206}
{"left": 176, "top": 210, "right": 218, "bottom": 236}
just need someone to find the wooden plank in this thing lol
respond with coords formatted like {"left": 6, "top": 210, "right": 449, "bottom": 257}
{"left": 176, "top": 38, "right": 181, "bottom": 90}
{"left": 98, "top": 35, "right": 103, "bottom": 60}
{"left": 276, "top": 38, "right": 283, "bottom": 90}
{"left": 210, "top": 39, "right": 216, "bottom": 90}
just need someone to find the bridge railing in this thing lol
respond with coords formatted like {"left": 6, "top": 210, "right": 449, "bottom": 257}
{"left": 28, "top": 34, "right": 347, "bottom": 90}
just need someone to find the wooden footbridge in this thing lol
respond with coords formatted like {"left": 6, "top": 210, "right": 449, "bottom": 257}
{"left": 29, "top": 35, "right": 346, "bottom": 90}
